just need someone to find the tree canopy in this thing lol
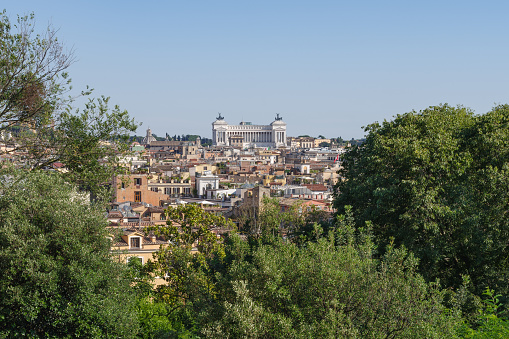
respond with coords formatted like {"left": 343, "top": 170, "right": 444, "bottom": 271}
{"left": 334, "top": 104, "right": 509, "bottom": 295}
{"left": 0, "top": 11, "right": 139, "bottom": 201}
{"left": 0, "top": 170, "right": 140, "bottom": 337}
{"left": 0, "top": 11, "right": 74, "bottom": 131}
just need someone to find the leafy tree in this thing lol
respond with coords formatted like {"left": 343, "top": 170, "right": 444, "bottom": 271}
{"left": 185, "top": 134, "right": 200, "bottom": 142}
{"left": 235, "top": 196, "right": 314, "bottom": 244}
{"left": 25, "top": 96, "right": 138, "bottom": 201}
{"left": 200, "top": 137, "right": 212, "bottom": 147}
{"left": 318, "top": 141, "right": 330, "bottom": 147}
{"left": 204, "top": 223, "right": 461, "bottom": 338}
{"left": 334, "top": 104, "right": 509, "bottom": 295}
{"left": 0, "top": 11, "right": 139, "bottom": 201}
{"left": 151, "top": 204, "right": 234, "bottom": 314}
{"left": 0, "top": 170, "right": 140, "bottom": 337}
{"left": 0, "top": 11, "right": 74, "bottom": 132}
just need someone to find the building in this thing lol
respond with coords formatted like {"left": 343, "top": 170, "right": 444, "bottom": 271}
{"left": 212, "top": 113, "right": 287, "bottom": 148}
{"left": 196, "top": 170, "right": 220, "bottom": 197}
{"left": 113, "top": 174, "right": 169, "bottom": 206}
{"left": 141, "top": 128, "right": 157, "bottom": 145}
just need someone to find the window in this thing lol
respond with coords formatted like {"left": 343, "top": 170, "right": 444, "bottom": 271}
{"left": 135, "top": 178, "right": 142, "bottom": 186}
{"left": 134, "top": 191, "right": 141, "bottom": 202}
{"left": 160, "top": 213, "right": 166, "bottom": 220}
{"left": 130, "top": 236, "right": 141, "bottom": 248}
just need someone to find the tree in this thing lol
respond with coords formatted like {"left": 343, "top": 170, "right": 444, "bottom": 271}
{"left": 0, "top": 11, "right": 74, "bottom": 132}
{"left": 334, "top": 104, "right": 509, "bottom": 295}
{"left": 25, "top": 96, "right": 138, "bottom": 200}
{"left": 203, "top": 224, "right": 461, "bottom": 338}
{"left": 151, "top": 204, "right": 235, "bottom": 312}
{"left": 0, "top": 170, "right": 140, "bottom": 337}
{"left": 460, "top": 289, "right": 509, "bottom": 338}
{"left": 235, "top": 196, "right": 313, "bottom": 243}
{"left": 0, "top": 11, "right": 139, "bottom": 201}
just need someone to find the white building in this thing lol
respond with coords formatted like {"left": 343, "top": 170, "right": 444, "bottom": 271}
{"left": 212, "top": 113, "right": 287, "bottom": 148}
{"left": 195, "top": 170, "right": 220, "bottom": 197}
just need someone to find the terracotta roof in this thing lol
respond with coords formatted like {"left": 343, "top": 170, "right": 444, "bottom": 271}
{"left": 147, "top": 206, "right": 165, "bottom": 213}
{"left": 107, "top": 211, "right": 123, "bottom": 218}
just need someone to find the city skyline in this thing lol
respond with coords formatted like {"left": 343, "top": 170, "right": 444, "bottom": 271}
{"left": 3, "top": 1, "right": 509, "bottom": 139}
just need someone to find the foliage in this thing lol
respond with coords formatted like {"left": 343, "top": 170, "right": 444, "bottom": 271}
{"left": 203, "top": 228, "right": 461, "bottom": 338}
{"left": 235, "top": 197, "right": 303, "bottom": 242}
{"left": 151, "top": 204, "right": 235, "bottom": 316}
{"left": 0, "top": 11, "right": 74, "bottom": 132}
{"left": 0, "top": 11, "right": 139, "bottom": 203}
{"left": 146, "top": 206, "right": 461, "bottom": 337}
{"left": 136, "top": 297, "right": 199, "bottom": 339}
{"left": 0, "top": 170, "right": 139, "bottom": 338}
{"left": 459, "top": 289, "right": 509, "bottom": 338}
{"left": 334, "top": 104, "right": 509, "bottom": 295}
{"left": 27, "top": 96, "right": 138, "bottom": 201}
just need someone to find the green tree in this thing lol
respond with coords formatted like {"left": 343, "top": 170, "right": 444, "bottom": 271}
{"left": 0, "top": 170, "right": 140, "bottom": 338}
{"left": 25, "top": 96, "right": 138, "bottom": 201}
{"left": 151, "top": 204, "right": 234, "bottom": 316}
{"left": 456, "top": 288, "right": 509, "bottom": 338}
{"left": 235, "top": 197, "right": 315, "bottom": 244}
{"left": 204, "top": 229, "right": 461, "bottom": 338}
{"left": 334, "top": 104, "right": 509, "bottom": 295}
{"left": 0, "top": 11, "right": 139, "bottom": 202}
{"left": 0, "top": 11, "right": 74, "bottom": 132}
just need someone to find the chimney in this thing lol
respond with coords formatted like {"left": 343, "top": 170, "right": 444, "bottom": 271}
{"left": 149, "top": 232, "right": 157, "bottom": 243}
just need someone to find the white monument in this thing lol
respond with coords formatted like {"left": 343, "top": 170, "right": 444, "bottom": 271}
{"left": 212, "top": 113, "right": 287, "bottom": 148}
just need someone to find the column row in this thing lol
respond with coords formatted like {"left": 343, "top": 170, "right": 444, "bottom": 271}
{"left": 227, "top": 131, "right": 273, "bottom": 143}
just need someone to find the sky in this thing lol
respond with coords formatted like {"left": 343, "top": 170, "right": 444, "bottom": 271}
{"left": 3, "top": 1, "right": 509, "bottom": 139}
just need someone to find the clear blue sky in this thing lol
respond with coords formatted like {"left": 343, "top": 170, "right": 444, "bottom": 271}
{"left": 3, "top": 1, "right": 509, "bottom": 139}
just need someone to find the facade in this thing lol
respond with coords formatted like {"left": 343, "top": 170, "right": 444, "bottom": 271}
{"left": 141, "top": 128, "right": 157, "bottom": 145}
{"left": 148, "top": 180, "right": 192, "bottom": 197}
{"left": 113, "top": 174, "right": 169, "bottom": 206}
{"left": 196, "top": 170, "right": 220, "bottom": 197}
{"left": 212, "top": 113, "right": 287, "bottom": 148}
{"left": 314, "top": 138, "right": 331, "bottom": 147}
